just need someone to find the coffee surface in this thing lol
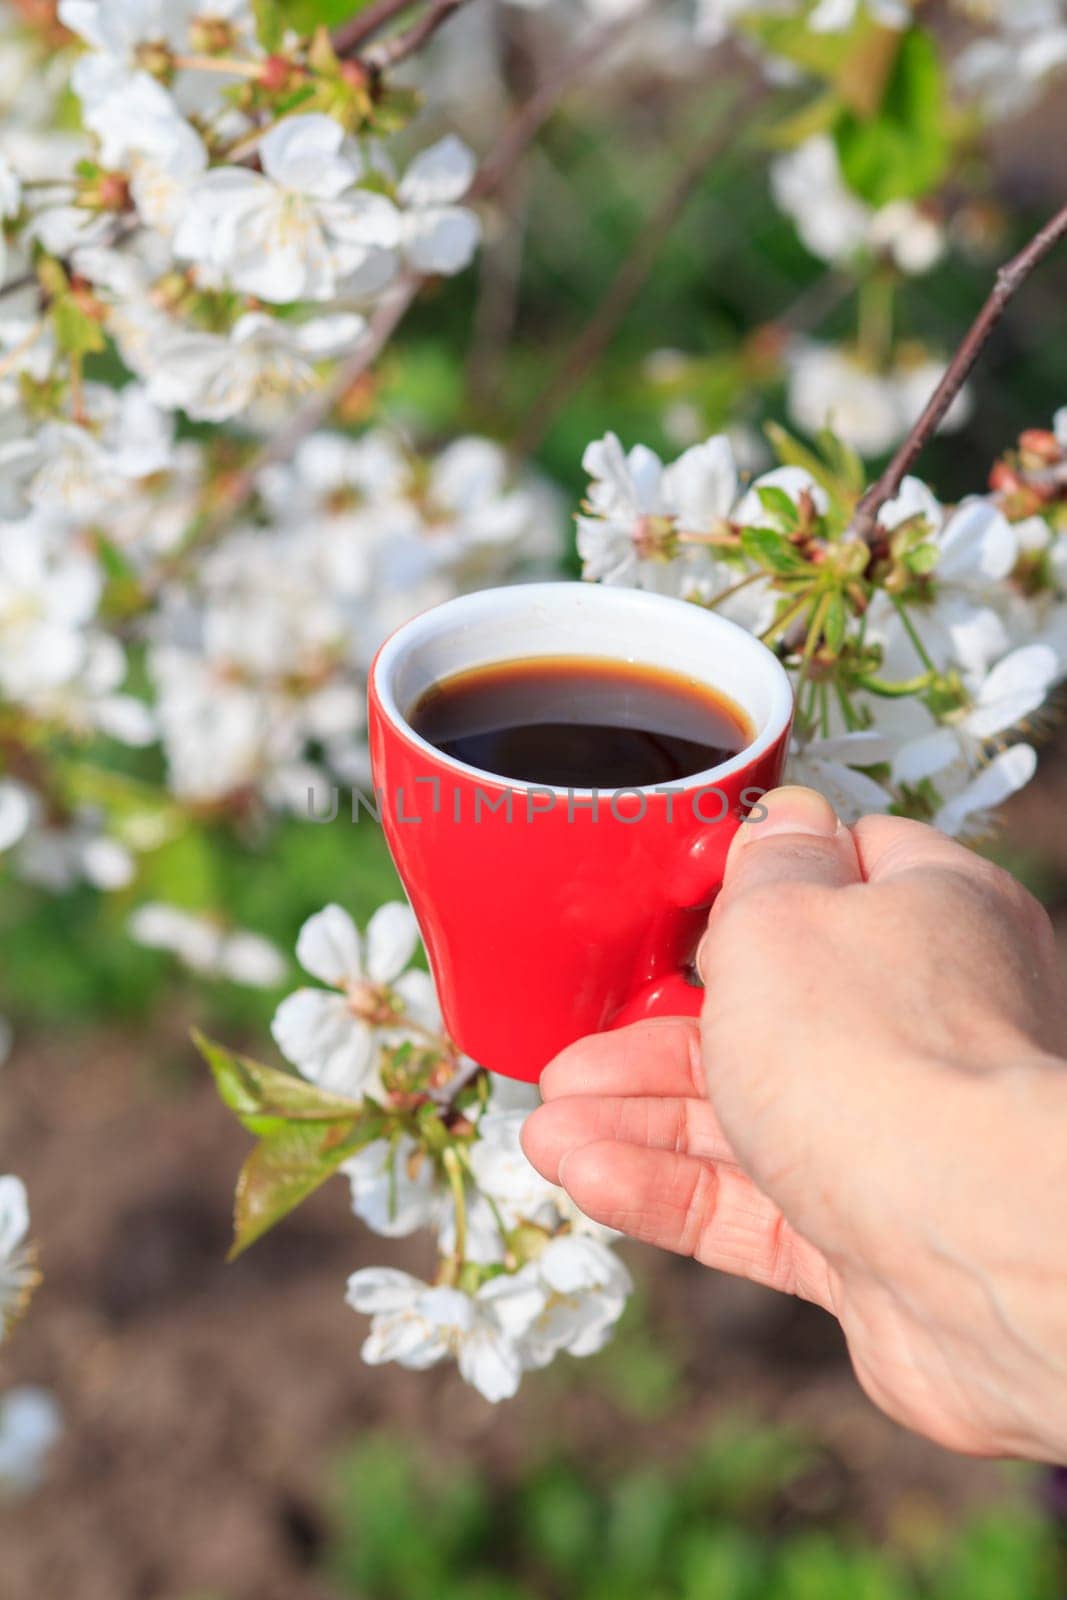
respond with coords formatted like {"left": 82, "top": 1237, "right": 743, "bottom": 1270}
{"left": 408, "top": 655, "right": 753, "bottom": 787}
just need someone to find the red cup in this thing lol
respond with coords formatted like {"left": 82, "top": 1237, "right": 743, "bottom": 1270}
{"left": 369, "top": 583, "right": 793, "bottom": 1082}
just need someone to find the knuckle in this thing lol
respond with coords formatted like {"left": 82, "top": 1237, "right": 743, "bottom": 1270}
{"left": 961, "top": 857, "right": 1053, "bottom": 943}
{"left": 678, "top": 1161, "right": 718, "bottom": 1259}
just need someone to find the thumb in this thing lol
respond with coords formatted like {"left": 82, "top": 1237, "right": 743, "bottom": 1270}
{"left": 720, "top": 784, "right": 863, "bottom": 898}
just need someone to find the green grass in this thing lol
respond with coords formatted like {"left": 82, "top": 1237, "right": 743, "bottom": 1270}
{"left": 320, "top": 1425, "right": 1060, "bottom": 1600}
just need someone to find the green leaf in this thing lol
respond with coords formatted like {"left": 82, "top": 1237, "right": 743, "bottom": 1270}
{"left": 834, "top": 28, "right": 950, "bottom": 206}
{"left": 767, "top": 90, "right": 841, "bottom": 150}
{"left": 288, "top": 0, "right": 374, "bottom": 30}
{"left": 307, "top": 23, "right": 340, "bottom": 73}
{"left": 815, "top": 427, "right": 866, "bottom": 496}
{"left": 195, "top": 1030, "right": 366, "bottom": 1133}
{"left": 738, "top": 12, "right": 862, "bottom": 83}
{"left": 194, "top": 1031, "right": 388, "bottom": 1255}
{"left": 52, "top": 296, "right": 106, "bottom": 359}
{"left": 740, "top": 526, "right": 808, "bottom": 575}
{"left": 56, "top": 760, "right": 182, "bottom": 856}
{"left": 904, "top": 541, "right": 940, "bottom": 575}
{"left": 764, "top": 422, "right": 844, "bottom": 501}
{"left": 824, "top": 590, "right": 847, "bottom": 654}
{"left": 756, "top": 485, "right": 800, "bottom": 531}
{"left": 251, "top": 0, "right": 286, "bottom": 49}
{"left": 232, "top": 1115, "right": 381, "bottom": 1257}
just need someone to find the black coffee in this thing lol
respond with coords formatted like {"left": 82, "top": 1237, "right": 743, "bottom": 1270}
{"left": 408, "top": 655, "right": 753, "bottom": 787}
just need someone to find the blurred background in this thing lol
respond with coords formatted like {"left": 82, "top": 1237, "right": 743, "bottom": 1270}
{"left": 3, "top": 0, "right": 1067, "bottom": 1595}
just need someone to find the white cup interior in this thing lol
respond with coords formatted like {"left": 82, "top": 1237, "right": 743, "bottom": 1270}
{"left": 372, "top": 582, "right": 794, "bottom": 793}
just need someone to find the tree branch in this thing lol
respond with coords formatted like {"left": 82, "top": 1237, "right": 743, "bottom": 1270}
{"left": 513, "top": 90, "right": 746, "bottom": 458}
{"left": 0, "top": 271, "right": 35, "bottom": 303}
{"left": 427, "top": 1054, "right": 484, "bottom": 1109}
{"left": 332, "top": 0, "right": 416, "bottom": 57}
{"left": 468, "top": 0, "right": 659, "bottom": 202}
{"left": 196, "top": 278, "right": 418, "bottom": 542}
{"left": 363, "top": 0, "right": 469, "bottom": 70}
{"left": 852, "top": 197, "right": 1067, "bottom": 542}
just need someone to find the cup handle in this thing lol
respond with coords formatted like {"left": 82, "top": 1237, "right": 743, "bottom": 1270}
{"left": 610, "top": 971, "right": 704, "bottom": 1029}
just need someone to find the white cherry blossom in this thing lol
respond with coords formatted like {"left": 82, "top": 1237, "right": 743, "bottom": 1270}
{"left": 346, "top": 1267, "right": 542, "bottom": 1402}
{"left": 59, "top": 0, "right": 192, "bottom": 107}
{"left": 395, "top": 136, "right": 481, "bottom": 276}
{"left": 466, "top": 1110, "right": 568, "bottom": 1232}
{"left": 175, "top": 114, "right": 400, "bottom": 303}
{"left": 786, "top": 342, "right": 971, "bottom": 459}
{"left": 0, "top": 1388, "right": 62, "bottom": 1495}
{"left": 145, "top": 311, "right": 366, "bottom": 424}
{"left": 128, "top": 903, "right": 287, "bottom": 986}
{"left": 59, "top": 0, "right": 257, "bottom": 114}
{"left": 786, "top": 732, "right": 894, "bottom": 823}
{"left": 488, "top": 1235, "right": 633, "bottom": 1369}
{"left": 933, "top": 744, "right": 1040, "bottom": 839}
{"left": 342, "top": 1135, "right": 445, "bottom": 1238}
{"left": 577, "top": 431, "right": 741, "bottom": 595}
{"left": 0, "top": 782, "right": 32, "bottom": 854}
{"left": 0, "top": 1177, "right": 37, "bottom": 1341}
{"left": 870, "top": 485, "right": 1017, "bottom": 676}
{"left": 12, "top": 807, "right": 135, "bottom": 893}
{"left": 270, "top": 902, "right": 426, "bottom": 1098}
{"left": 27, "top": 384, "right": 174, "bottom": 515}
{"left": 771, "top": 136, "right": 944, "bottom": 275}
{"left": 955, "top": 13, "right": 1067, "bottom": 118}
{"left": 0, "top": 516, "right": 101, "bottom": 698}
{"left": 86, "top": 73, "right": 208, "bottom": 236}
{"left": 807, "top": 0, "right": 910, "bottom": 28}
{"left": 891, "top": 644, "right": 1059, "bottom": 838}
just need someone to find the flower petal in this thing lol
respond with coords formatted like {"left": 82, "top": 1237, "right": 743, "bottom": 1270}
{"left": 365, "top": 901, "right": 419, "bottom": 984}
{"left": 398, "top": 135, "right": 476, "bottom": 206}
{"left": 295, "top": 903, "right": 363, "bottom": 986}
{"left": 345, "top": 1266, "right": 425, "bottom": 1314}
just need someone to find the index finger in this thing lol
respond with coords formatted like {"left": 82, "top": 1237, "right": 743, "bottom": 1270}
{"left": 539, "top": 1016, "right": 705, "bottom": 1101}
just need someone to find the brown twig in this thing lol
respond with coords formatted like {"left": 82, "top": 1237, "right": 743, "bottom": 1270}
{"left": 0, "top": 271, "right": 36, "bottom": 302}
{"left": 468, "top": 0, "right": 659, "bottom": 202}
{"left": 363, "top": 0, "right": 469, "bottom": 70}
{"left": 331, "top": 0, "right": 417, "bottom": 56}
{"left": 513, "top": 91, "right": 745, "bottom": 458}
{"left": 851, "top": 196, "right": 1067, "bottom": 542}
{"left": 427, "top": 1054, "right": 484, "bottom": 1109}
{"left": 467, "top": 177, "right": 529, "bottom": 409}
{"left": 196, "top": 278, "right": 418, "bottom": 542}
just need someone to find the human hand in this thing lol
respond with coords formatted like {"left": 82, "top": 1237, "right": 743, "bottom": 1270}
{"left": 522, "top": 786, "right": 1067, "bottom": 1460}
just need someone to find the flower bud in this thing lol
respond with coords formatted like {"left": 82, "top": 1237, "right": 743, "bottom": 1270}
{"left": 68, "top": 276, "right": 105, "bottom": 321}
{"left": 134, "top": 40, "right": 174, "bottom": 81}
{"left": 1019, "top": 429, "right": 1061, "bottom": 467}
{"left": 989, "top": 460, "right": 1023, "bottom": 495}
{"left": 95, "top": 171, "right": 132, "bottom": 213}
{"left": 632, "top": 513, "right": 677, "bottom": 562}
{"left": 188, "top": 16, "right": 237, "bottom": 54}
{"left": 259, "top": 53, "right": 297, "bottom": 93}
{"left": 340, "top": 60, "right": 371, "bottom": 91}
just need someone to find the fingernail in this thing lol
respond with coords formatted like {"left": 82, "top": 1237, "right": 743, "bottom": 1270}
{"left": 737, "top": 784, "right": 839, "bottom": 843}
